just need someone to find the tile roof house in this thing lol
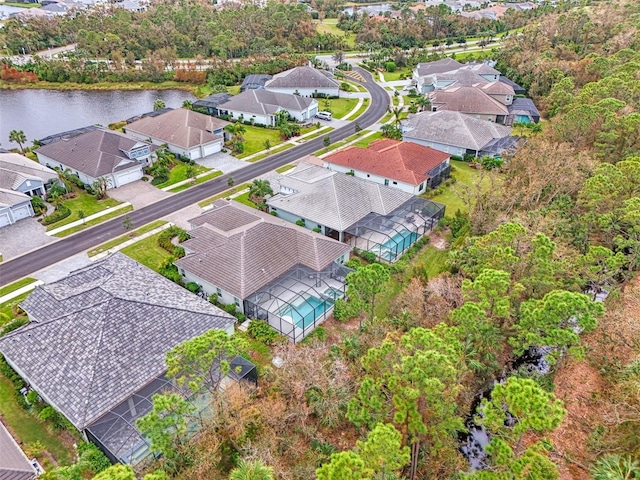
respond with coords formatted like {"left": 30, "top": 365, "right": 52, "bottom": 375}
{"left": 240, "top": 74, "right": 273, "bottom": 92}
{"left": 429, "top": 85, "right": 510, "bottom": 123}
{"left": 0, "top": 422, "right": 37, "bottom": 480}
{"left": 174, "top": 200, "right": 351, "bottom": 341}
{"left": 192, "top": 92, "right": 234, "bottom": 117}
{"left": 323, "top": 139, "right": 451, "bottom": 194}
{"left": 0, "top": 188, "right": 35, "bottom": 228}
{"left": 265, "top": 66, "right": 340, "bottom": 98}
{"left": 35, "top": 129, "right": 155, "bottom": 189}
{"left": 403, "top": 110, "right": 519, "bottom": 157}
{"left": 0, "top": 253, "right": 235, "bottom": 461}
{"left": 218, "top": 90, "right": 319, "bottom": 126}
{"left": 124, "top": 108, "right": 230, "bottom": 160}
{"left": 413, "top": 58, "right": 463, "bottom": 79}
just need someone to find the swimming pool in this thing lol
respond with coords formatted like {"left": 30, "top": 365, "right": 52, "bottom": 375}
{"left": 372, "top": 229, "right": 419, "bottom": 260}
{"left": 277, "top": 296, "right": 334, "bottom": 329}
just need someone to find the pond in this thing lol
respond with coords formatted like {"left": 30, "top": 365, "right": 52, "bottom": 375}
{"left": 0, "top": 89, "right": 196, "bottom": 148}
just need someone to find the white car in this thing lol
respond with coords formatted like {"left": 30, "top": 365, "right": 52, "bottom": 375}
{"left": 316, "top": 111, "right": 333, "bottom": 121}
{"left": 402, "top": 85, "right": 416, "bottom": 91}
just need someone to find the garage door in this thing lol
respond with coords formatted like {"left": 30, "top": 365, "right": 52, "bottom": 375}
{"left": 202, "top": 142, "right": 221, "bottom": 157}
{"left": 0, "top": 212, "right": 10, "bottom": 227}
{"left": 114, "top": 169, "right": 142, "bottom": 187}
{"left": 12, "top": 204, "right": 31, "bottom": 221}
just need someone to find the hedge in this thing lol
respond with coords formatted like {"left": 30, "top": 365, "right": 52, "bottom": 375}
{"left": 41, "top": 205, "right": 71, "bottom": 226}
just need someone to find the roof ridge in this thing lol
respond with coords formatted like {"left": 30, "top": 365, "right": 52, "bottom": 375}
{"left": 329, "top": 175, "right": 344, "bottom": 230}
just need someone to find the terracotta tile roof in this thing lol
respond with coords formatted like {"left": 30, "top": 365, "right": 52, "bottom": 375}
{"left": 125, "top": 108, "right": 229, "bottom": 149}
{"left": 430, "top": 85, "right": 509, "bottom": 115}
{"left": 323, "top": 139, "right": 450, "bottom": 186}
{"left": 174, "top": 200, "right": 350, "bottom": 299}
{"left": 35, "top": 129, "right": 151, "bottom": 178}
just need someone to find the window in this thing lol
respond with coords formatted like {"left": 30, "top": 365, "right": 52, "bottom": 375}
{"left": 234, "top": 297, "right": 240, "bottom": 306}
{"left": 384, "top": 179, "right": 389, "bottom": 186}
{"left": 392, "top": 181, "right": 397, "bottom": 185}
{"left": 366, "top": 174, "right": 370, "bottom": 177}
{"left": 179, "top": 269, "right": 185, "bottom": 277}
{"left": 217, "top": 287, "right": 222, "bottom": 296}
{"left": 419, "top": 182, "right": 425, "bottom": 191}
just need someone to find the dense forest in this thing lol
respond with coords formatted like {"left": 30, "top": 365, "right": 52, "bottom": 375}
{"left": 5, "top": 1, "right": 640, "bottom": 479}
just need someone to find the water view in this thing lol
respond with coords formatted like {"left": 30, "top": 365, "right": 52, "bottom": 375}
{"left": 0, "top": 88, "right": 196, "bottom": 148}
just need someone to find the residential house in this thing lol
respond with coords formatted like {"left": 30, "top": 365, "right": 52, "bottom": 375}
{"left": 124, "top": 108, "right": 230, "bottom": 160}
{"left": 35, "top": 129, "right": 155, "bottom": 189}
{"left": 413, "top": 58, "right": 463, "bottom": 84}
{"left": 430, "top": 85, "right": 510, "bottom": 123}
{"left": 265, "top": 66, "right": 340, "bottom": 97}
{"left": 267, "top": 163, "right": 445, "bottom": 262}
{"left": 217, "top": 90, "right": 319, "bottom": 126}
{"left": 0, "top": 152, "right": 58, "bottom": 197}
{"left": 192, "top": 93, "right": 234, "bottom": 116}
{"left": 174, "top": 200, "right": 351, "bottom": 342}
{"left": 0, "top": 253, "right": 236, "bottom": 465}
{"left": 0, "top": 422, "right": 38, "bottom": 480}
{"left": 508, "top": 97, "right": 541, "bottom": 124}
{"left": 240, "top": 74, "right": 273, "bottom": 92}
{"left": 0, "top": 188, "right": 35, "bottom": 228}
{"left": 402, "top": 110, "right": 519, "bottom": 157}
{"left": 323, "top": 139, "right": 451, "bottom": 194}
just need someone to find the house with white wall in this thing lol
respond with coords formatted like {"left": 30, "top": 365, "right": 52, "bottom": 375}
{"left": 35, "top": 129, "right": 154, "bottom": 189}
{"left": 265, "top": 66, "right": 340, "bottom": 97}
{"left": 218, "top": 90, "right": 319, "bottom": 126}
{"left": 124, "top": 108, "right": 229, "bottom": 160}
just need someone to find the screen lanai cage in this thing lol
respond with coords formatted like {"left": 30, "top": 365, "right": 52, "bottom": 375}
{"left": 244, "top": 262, "right": 352, "bottom": 343}
{"left": 86, "top": 357, "right": 257, "bottom": 467}
{"left": 344, "top": 197, "right": 445, "bottom": 263}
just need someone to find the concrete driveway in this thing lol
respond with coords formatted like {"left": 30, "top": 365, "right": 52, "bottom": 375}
{"left": 108, "top": 180, "right": 171, "bottom": 209}
{"left": 0, "top": 217, "right": 55, "bottom": 261}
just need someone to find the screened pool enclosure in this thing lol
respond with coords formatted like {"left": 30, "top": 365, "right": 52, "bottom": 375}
{"left": 85, "top": 357, "right": 257, "bottom": 466}
{"left": 344, "top": 197, "right": 445, "bottom": 263}
{"left": 244, "top": 262, "right": 351, "bottom": 343}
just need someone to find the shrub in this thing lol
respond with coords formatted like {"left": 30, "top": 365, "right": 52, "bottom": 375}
{"left": 77, "top": 442, "right": 111, "bottom": 474}
{"left": 185, "top": 282, "right": 201, "bottom": 293}
{"left": 357, "top": 249, "right": 378, "bottom": 263}
{"left": 344, "top": 257, "right": 362, "bottom": 270}
{"left": 141, "top": 176, "right": 149, "bottom": 182}
{"left": 295, "top": 219, "right": 305, "bottom": 227}
{"left": 30, "top": 196, "right": 46, "bottom": 216}
{"left": 158, "top": 226, "right": 190, "bottom": 257}
{"left": 41, "top": 205, "right": 71, "bottom": 226}
{"left": 26, "top": 390, "right": 39, "bottom": 404}
{"left": 1, "top": 317, "right": 28, "bottom": 337}
{"left": 39, "top": 406, "right": 68, "bottom": 429}
{"left": 248, "top": 320, "right": 280, "bottom": 345}
{"left": 0, "top": 354, "right": 24, "bottom": 388}
{"left": 385, "top": 61, "right": 396, "bottom": 72}
{"left": 333, "top": 298, "right": 359, "bottom": 321}
{"left": 462, "top": 153, "right": 475, "bottom": 162}
{"left": 313, "top": 227, "right": 321, "bottom": 233}
{"left": 159, "top": 259, "right": 182, "bottom": 284}
{"left": 450, "top": 154, "right": 463, "bottom": 161}
{"left": 303, "top": 326, "right": 327, "bottom": 343}
{"left": 225, "top": 303, "right": 238, "bottom": 315}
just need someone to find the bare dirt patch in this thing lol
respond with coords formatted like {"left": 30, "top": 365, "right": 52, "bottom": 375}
{"left": 430, "top": 233, "right": 448, "bottom": 250}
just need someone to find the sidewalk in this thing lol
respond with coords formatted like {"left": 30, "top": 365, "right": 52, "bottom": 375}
{"left": 161, "top": 170, "right": 219, "bottom": 192}
{"left": 0, "top": 280, "right": 43, "bottom": 304}
{"left": 46, "top": 202, "right": 132, "bottom": 236}
{"left": 91, "top": 223, "right": 173, "bottom": 261}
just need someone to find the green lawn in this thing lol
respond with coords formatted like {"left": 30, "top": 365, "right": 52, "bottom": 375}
{"left": 198, "top": 183, "right": 251, "bottom": 207}
{"left": 121, "top": 232, "right": 173, "bottom": 273}
{"left": 236, "top": 125, "right": 285, "bottom": 159}
{"left": 54, "top": 205, "right": 133, "bottom": 237}
{"left": 156, "top": 162, "right": 210, "bottom": 189}
{"left": 314, "top": 20, "right": 356, "bottom": 48}
{"left": 88, "top": 221, "right": 168, "bottom": 257}
{"left": 353, "top": 131, "right": 384, "bottom": 148}
{"left": 0, "top": 292, "right": 29, "bottom": 328}
{"left": 0, "top": 278, "right": 37, "bottom": 297}
{"left": 47, "top": 190, "right": 122, "bottom": 231}
{"left": 233, "top": 192, "right": 258, "bottom": 209}
{"left": 276, "top": 164, "right": 296, "bottom": 174}
{"left": 298, "top": 126, "right": 334, "bottom": 141}
{"left": 319, "top": 97, "right": 358, "bottom": 119}
{"left": 430, "top": 160, "right": 491, "bottom": 215}
{"left": 383, "top": 67, "right": 413, "bottom": 82}
{"left": 0, "top": 375, "right": 75, "bottom": 466}
{"left": 168, "top": 170, "right": 223, "bottom": 193}
{"left": 246, "top": 143, "right": 293, "bottom": 163}
{"left": 347, "top": 98, "right": 369, "bottom": 119}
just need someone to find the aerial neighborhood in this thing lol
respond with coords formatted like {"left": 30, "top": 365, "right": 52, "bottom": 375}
{"left": 0, "top": 1, "right": 638, "bottom": 478}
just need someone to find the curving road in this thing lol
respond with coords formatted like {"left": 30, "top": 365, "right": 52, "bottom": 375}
{"left": 0, "top": 68, "right": 390, "bottom": 285}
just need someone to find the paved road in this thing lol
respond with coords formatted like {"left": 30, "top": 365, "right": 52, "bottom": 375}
{"left": 0, "top": 68, "right": 389, "bottom": 286}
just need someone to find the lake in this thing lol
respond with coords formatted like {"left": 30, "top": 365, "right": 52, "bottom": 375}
{"left": 0, "top": 89, "right": 197, "bottom": 148}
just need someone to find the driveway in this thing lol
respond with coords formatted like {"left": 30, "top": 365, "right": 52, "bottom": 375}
{"left": 34, "top": 254, "right": 92, "bottom": 284}
{"left": 0, "top": 217, "right": 55, "bottom": 261}
{"left": 108, "top": 180, "right": 171, "bottom": 209}
{"left": 195, "top": 151, "right": 249, "bottom": 174}
{"left": 162, "top": 204, "right": 203, "bottom": 230}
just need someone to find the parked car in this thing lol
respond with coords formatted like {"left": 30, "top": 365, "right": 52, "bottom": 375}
{"left": 316, "top": 111, "right": 333, "bottom": 121}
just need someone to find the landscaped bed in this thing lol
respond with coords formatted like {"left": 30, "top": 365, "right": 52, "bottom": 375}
{"left": 121, "top": 232, "right": 174, "bottom": 273}
{"left": 45, "top": 190, "right": 123, "bottom": 231}
{"left": 54, "top": 204, "right": 133, "bottom": 238}
{"left": 88, "top": 221, "right": 168, "bottom": 257}
{"left": 155, "top": 162, "right": 210, "bottom": 189}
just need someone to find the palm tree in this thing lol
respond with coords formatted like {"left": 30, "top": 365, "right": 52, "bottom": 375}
{"left": 182, "top": 100, "right": 193, "bottom": 110}
{"left": 248, "top": 179, "right": 273, "bottom": 211}
{"left": 415, "top": 95, "right": 431, "bottom": 112}
{"left": 225, "top": 122, "right": 246, "bottom": 143}
{"left": 9, "top": 130, "right": 27, "bottom": 153}
{"left": 228, "top": 459, "right": 274, "bottom": 480}
{"left": 153, "top": 99, "right": 166, "bottom": 111}
{"left": 388, "top": 106, "right": 404, "bottom": 127}
{"left": 591, "top": 455, "right": 639, "bottom": 480}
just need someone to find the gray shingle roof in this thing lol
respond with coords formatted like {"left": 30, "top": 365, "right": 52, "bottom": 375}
{"left": 125, "top": 108, "right": 229, "bottom": 149}
{"left": 174, "top": 200, "right": 350, "bottom": 299}
{"left": 0, "top": 153, "right": 58, "bottom": 190}
{"left": 403, "top": 110, "right": 513, "bottom": 151}
{"left": 430, "top": 85, "right": 509, "bottom": 115}
{"left": 267, "top": 164, "right": 413, "bottom": 231}
{"left": 35, "top": 129, "right": 150, "bottom": 178}
{"left": 0, "top": 422, "right": 36, "bottom": 480}
{"left": 0, "top": 188, "right": 31, "bottom": 208}
{"left": 219, "top": 90, "right": 316, "bottom": 116}
{"left": 0, "top": 253, "right": 234, "bottom": 430}
{"left": 265, "top": 66, "right": 339, "bottom": 89}
{"left": 415, "top": 58, "right": 464, "bottom": 77}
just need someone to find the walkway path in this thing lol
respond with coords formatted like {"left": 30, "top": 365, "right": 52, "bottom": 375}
{"left": 45, "top": 202, "right": 132, "bottom": 236}
{"left": 0, "top": 280, "right": 43, "bottom": 305}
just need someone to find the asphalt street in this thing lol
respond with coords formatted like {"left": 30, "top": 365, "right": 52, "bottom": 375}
{"left": 0, "top": 67, "right": 390, "bottom": 285}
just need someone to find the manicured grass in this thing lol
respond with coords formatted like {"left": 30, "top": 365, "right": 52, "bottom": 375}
{"left": 346, "top": 98, "right": 369, "bottom": 120}
{"left": 318, "top": 97, "right": 358, "bottom": 119}
{"left": 198, "top": 183, "right": 251, "bottom": 207}
{"left": 156, "top": 162, "right": 210, "bottom": 189}
{"left": 233, "top": 192, "right": 258, "bottom": 209}
{"left": 168, "top": 170, "right": 223, "bottom": 193}
{"left": 88, "top": 221, "right": 168, "bottom": 257}
{"left": 353, "top": 131, "right": 384, "bottom": 148}
{"left": 121, "top": 232, "right": 173, "bottom": 273}
{"left": 429, "top": 160, "right": 491, "bottom": 215}
{"left": 383, "top": 67, "right": 412, "bottom": 82}
{"left": 411, "top": 245, "right": 449, "bottom": 279}
{"left": 246, "top": 143, "right": 293, "bottom": 163}
{"left": 235, "top": 125, "right": 285, "bottom": 159}
{"left": 227, "top": 85, "right": 241, "bottom": 95}
{"left": 46, "top": 190, "right": 122, "bottom": 230}
{"left": 0, "top": 374, "right": 75, "bottom": 466}
{"left": 314, "top": 20, "right": 356, "bottom": 48}
{"left": 0, "top": 292, "right": 29, "bottom": 328}
{"left": 54, "top": 204, "right": 133, "bottom": 237}
{"left": 392, "top": 95, "right": 400, "bottom": 106}
{"left": 276, "top": 164, "right": 296, "bottom": 174}
{"left": 341, "top": 80, "right": 366, "bottom": 93}
{"left": 379, "top": 111, "right": 393, "bottom": 124}
{"left": 299, "top": 127, "right": 334, "bottom": 141}
{"left": 0, "top": 278, "right": 37, "bottom": 297}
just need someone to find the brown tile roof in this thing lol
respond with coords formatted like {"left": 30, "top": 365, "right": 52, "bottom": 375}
{"left": 481, "top": 81, "right": 515, "bottom": 95}
{"left": 323, "top": 139, "right": 450, "bottom": 186}
{"left": 174, "top": 200, "right": 350, "bottom": 298}
{"left": 430, "top": 85, "right": 509, "bottom": 115}
{"left": 35, "top": 129, "right": 150, "bottom": 178}
{"left": 125, "top": 108, "right": 229, "bottom": 149}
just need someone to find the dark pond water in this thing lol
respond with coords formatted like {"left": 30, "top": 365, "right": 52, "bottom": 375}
{"left": 0, "top": 89, "right": 196, "bottom": 148}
